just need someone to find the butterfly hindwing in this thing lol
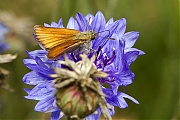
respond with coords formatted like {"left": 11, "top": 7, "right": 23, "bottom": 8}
{"left": 47, "top": 40, "right": 82, "bottom": 60}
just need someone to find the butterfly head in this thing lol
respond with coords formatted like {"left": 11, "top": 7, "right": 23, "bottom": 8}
{"left": 89, "top": 30, "right": 98, "bottom": 40}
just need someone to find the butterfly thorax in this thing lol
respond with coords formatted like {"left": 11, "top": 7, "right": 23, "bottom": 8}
{"left": 75, "top": 30, "right": 98, "bottom": 41}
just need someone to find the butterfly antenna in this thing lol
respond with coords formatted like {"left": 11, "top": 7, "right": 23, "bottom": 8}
{"left": 97, "top": 30, "right": 115, "bottom": 40}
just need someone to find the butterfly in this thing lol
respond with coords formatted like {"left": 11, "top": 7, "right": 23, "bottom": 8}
{"left": 34, "top": 25, "right": 98, "bottom": 60}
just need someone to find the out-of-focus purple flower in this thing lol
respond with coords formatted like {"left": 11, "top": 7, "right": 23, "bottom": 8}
{"left": 0, "top": 22, "right": 9, "bottom": 52}
{"left": 0, "top": 22, "right": 17, "bottom": 92}
{"left": 23, "top": 11, "right": 144, "bottom": 120}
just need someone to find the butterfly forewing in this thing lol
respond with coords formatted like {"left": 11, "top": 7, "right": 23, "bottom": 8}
{"left": 34, "top": 25, "right": 80, "bottom": 50}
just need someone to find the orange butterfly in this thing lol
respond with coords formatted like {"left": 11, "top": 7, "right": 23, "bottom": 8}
{"left": 34, "top": 25, "right": 98, "bottom": 60}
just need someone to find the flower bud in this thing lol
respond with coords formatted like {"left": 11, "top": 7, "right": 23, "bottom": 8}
{"left": 55, "top": 82, "right": 99, "bottom": 119}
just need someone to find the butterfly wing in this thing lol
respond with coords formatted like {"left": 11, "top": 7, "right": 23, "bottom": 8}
{"left": 34, "top": 25, "right": 80, "bottom": 50}
{"left": 34, "top": 25, "right": 82, "bottom": 59}
{"left": 47, "top": 41, "right": 82, "bottom": 60}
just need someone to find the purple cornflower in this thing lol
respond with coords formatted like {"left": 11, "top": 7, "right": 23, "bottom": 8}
{"left": 0, "top": 22, "right": 9, "bottom": 52}
{"left": 0, "top": 22, "right": 16, "bottom": 92}
{"left": 23, "top": 11, "right": 144, "bottom": 120}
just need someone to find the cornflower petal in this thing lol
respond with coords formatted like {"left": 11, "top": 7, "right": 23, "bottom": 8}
{"left": 35, "top": 94, "right": 56, "bottom": 112}
{"left": 50, "top": 22, "right": 58, "bottom": 27}
{"left": 119, "top": 92, "right": 139, "bottom": 104}
{"left": 86, "top": 108, "right": 101, "bottom": 120}
{"left": 76, "top": 12, "right": 90, "bottom": 31}
{"left": 57, "top": 18, "right": 63, "bottom": 28}
{"left": 23, "top": 71, "right": 47, "bottom": 85}
{"left": 124, "top": 51, "right": 140, "bottom": 65}
{"left": 24, "top": 88, "right": 31, "bottom": 94}
{"left": 106, "top": 18, "right": 114, "bottom": 27}
{"left": 23, "top": 58, "right": 54, "bottom": 79}
{"left": 103, "top": 88, "right": 139, "bottom": 108}
{"left": 122, "top": 31, "right": 139, "bottom": 49}
{"left": 124, "top": 48, "right": 145, "bottom": 55}
{"left": 44, "top": 23, "right": 51, "bottom": 27}
{"left": 51, "top": 111, "right": 63, "bottom": 120}
{"left": 25, "top": 82, "right": 54, "bottom": 100}
{"left": 91, "top": 11, "right": 106, "bottom": 32}
{"left": 67, "top": 17, "right": 77, "bottom": 29}
{"left": 114, "top": 18, "right": 126, "bottom": 37}
{"left": 85, "top": 13, "right": 94, "bottom": 24}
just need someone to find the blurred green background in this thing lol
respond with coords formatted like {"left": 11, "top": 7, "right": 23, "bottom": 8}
{"left": 0, "top": 0, "right": 179, "bottom": 119}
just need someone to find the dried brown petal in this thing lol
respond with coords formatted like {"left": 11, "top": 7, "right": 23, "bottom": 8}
{"left": 0, "top": 67, "right": 14, "bottom": 92}
{"left": 0, "top": 54, "right": 17, "bottom": 63}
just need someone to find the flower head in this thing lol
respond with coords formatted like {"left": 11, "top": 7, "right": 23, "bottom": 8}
{"left": 0, "top": 11, "right": 35, "bottom": 52}
{"left": 0, "top": 22, "right": 9, "bottom": 52}
{"left": 23, "top": 11, "right": 144, "bottom": 120}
